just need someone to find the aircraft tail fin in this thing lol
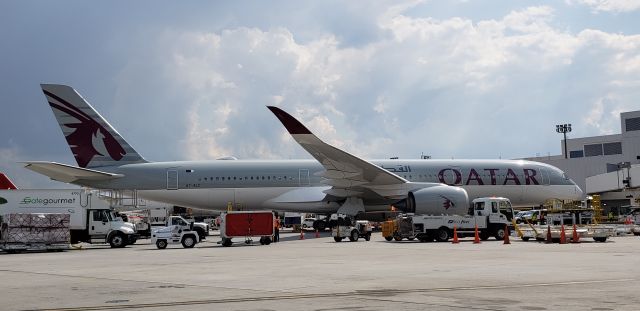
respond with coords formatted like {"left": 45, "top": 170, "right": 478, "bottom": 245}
{"left": 40, "top": 84, "right": 147, "bottom": 168}
{"left": 0, "top": 173, "right": 18, "bottom": 189}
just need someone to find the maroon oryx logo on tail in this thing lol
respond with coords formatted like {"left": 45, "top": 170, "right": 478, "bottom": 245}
{"left": 439, "top": 195, "right": 455, "bottom": 210}
{"left": 43, "top": 90, "right": 126, "bottom": 168}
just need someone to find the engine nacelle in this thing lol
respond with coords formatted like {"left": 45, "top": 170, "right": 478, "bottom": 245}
{"left": 405, "top": 185, "right": 469, "bottom": 215}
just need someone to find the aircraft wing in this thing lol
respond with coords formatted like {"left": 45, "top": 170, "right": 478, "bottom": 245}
{"left": 22, "top": 161, "right": 123, "bottom": 183}
{"left": 268, "top": 106, "right": 416, "bottom": 199}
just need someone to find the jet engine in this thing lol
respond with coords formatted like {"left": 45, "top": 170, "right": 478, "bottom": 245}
{"left": 400, "top": 185, "right": 469, "bottom": 215}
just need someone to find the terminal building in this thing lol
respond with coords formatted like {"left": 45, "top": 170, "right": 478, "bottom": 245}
{"left": 526, "top": 110, "right": 640, "bottom": 215}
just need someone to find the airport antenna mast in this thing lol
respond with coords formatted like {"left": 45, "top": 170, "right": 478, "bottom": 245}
{"left": 556, "top": 123, "right": 572, "bottom": 159}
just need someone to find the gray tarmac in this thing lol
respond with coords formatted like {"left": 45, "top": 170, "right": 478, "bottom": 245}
{"left": 1, "top": 230, "right": 639, "bottom": 311}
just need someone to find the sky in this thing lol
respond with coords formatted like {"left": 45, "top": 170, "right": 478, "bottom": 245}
{"left": 1, "top": 0, "right": 639, "bottom": 188}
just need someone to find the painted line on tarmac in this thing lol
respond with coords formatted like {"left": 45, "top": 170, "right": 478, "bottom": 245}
{"left": 21, "top": 278, "right": 639, "bottom": 311}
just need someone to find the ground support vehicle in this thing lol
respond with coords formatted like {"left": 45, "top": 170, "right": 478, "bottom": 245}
{"left": 0, "top": 213, "right": 70, "bottom": 253}
{"left": 167, "top": 216, "right": 209, "bottom": 241}
{"left": 151, "top": 225, "right": 199, "bottom": 249}
{"left": 119, "top": 212, "right": 150, "bottom": 240}
{"left": 283, "top": 214, "right": 302, "bottom": 228}
{"left": 331, "top": 215, "right": 372, "bottom": 242}
{"left": 516, "top": 224, "right": 616, "bottom": 242}
{"left": 148, "top": 207, "right": 209, "bottom": 240}
{"left": 0, "top": 189, "right": 136, "bottom": 248}
{"left": 219, "top": 211, "right": 274, "bottom": 247}
{"left": 383, "top": 197, "right": 514, "bottom": 242}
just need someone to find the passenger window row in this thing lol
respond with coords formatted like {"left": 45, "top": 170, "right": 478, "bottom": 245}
{"left": 197, "top": 176, "right": 295, "bottom": 182}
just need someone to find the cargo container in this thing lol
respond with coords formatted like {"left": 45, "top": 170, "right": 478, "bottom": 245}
{"left": 0, "top": 213, "right": 70, "bottom": 253}
{"left": 219, "top": 211, "right": 274, "bottom": 246}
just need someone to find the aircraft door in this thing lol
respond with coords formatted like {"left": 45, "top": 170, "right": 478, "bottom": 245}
{"left": 299, "top": 169, "right": 310, "bottom": 186}
{"left": 167, "top": 170, "right": 178, "bottom": 190}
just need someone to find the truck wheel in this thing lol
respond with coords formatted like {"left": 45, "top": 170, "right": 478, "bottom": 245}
{"left": 394, "top": 236, "right": 403, "bottom": 241}
{"left": 384, "top": 236, "right": 393, "bottom": 241}
{"left": 263, "top": 237, "right": 272, "bottom": 245}
{"left": 435, "top": 228, "right": 449, "bottom": 242}
{"left": 156, "top": 239, "right": 168, "bottom": 249}
{"left": 594, "top": 237, "right": 607, "bottom": 242}
{"left": 480, "top": 231, "right": 490, "bottom": 241}
{"left": 222, "top": 238, "right": 233, "bottom": 247}
{"left": 364, "top": 233, "right": 371, "bottom": 241}
{"left": 334, "top": 236, "right": 342, "bottom": 242}
{"left": 128, "top": 237, "right": 138, "bottom": 245}
{"left": 407, "top": 237, "right": 415, "bottom": 241}
{"left": 349, "top": 230, "right": 359, "bottom": 242}
{"left": 182, "top": 235, "right": 196, "bottom": 248}
{"left": 494, "top": 228, "right": 506, "bottom": 241}
{"left": 109, "top": 233, "right": 127, "bottom": 248}
{"left": 522, "top": 237, "right": 530, "bottom": 241}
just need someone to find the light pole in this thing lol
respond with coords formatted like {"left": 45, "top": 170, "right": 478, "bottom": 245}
{"left": 556, "top": 123, "right": 572, "bottom": 159}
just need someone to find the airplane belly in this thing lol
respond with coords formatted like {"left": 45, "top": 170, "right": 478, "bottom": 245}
{"left": 521, "top": 185, "right": 582, "bottom": 206}
{"left": 137, "top": 187, "right": 333, "bottom": 212}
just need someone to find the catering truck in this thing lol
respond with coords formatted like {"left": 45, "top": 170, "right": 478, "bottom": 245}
{"left": 0, "top": 189, "right": 136, "bottom": 247}
{"left": 383, "top": 197, "right": 514, "bottom": 242}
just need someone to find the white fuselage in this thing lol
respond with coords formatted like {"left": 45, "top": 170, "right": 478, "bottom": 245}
{"left": 86, "top": 159, "right": 583, "bottom": 214}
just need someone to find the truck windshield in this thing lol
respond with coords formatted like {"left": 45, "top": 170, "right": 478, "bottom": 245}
{"left": 107, "top": 211, "right": 115, "bottom": 221}
{"left": 499, "top": 201, "right": 514, "bottom": 221}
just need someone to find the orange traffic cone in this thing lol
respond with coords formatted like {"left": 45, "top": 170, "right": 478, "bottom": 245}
{"left": 473, "top": 224, "right": 481, "bottom": 244}
{"left": 452, "top": 226, "right": 459, "bottom": 244}
{"left": 300, "top": 229, "right": 305, "bottom": 240}
{"left": 559, "top": 225, "right": 567, "bottom": 244}
{"left": 545, "top": 225, "right": 553, "bottom": 244}
{"left": 571, "top": 224, "right": 580, "bottom": 244}
{"left": 503, "top": 224, "right": 511, "bottom": 245}
{"left": 315, "top": 229, "right": 320, "bottom": 238}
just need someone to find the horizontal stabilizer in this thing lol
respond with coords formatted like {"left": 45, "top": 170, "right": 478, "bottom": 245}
{"left": 22, "top": 161, "right": 123, "bottom": 183}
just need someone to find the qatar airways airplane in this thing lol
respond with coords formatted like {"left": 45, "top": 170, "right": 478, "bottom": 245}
{"left": 24, "top": 84, "right": 582, "bottom": 221}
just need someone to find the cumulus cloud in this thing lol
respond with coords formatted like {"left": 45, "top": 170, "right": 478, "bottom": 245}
{"left": 567, "top": 0, "right": 640, "bottom": 13}
{"left": 140, "top": 4, "right": 637, "bottom": 161}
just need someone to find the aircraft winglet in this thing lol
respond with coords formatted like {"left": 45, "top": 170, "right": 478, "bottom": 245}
{"left": 267, "top": 106, "right": 413, "bottom": 199}
{"left": 266, "top": 106, "right": 312, "bottom": 135}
